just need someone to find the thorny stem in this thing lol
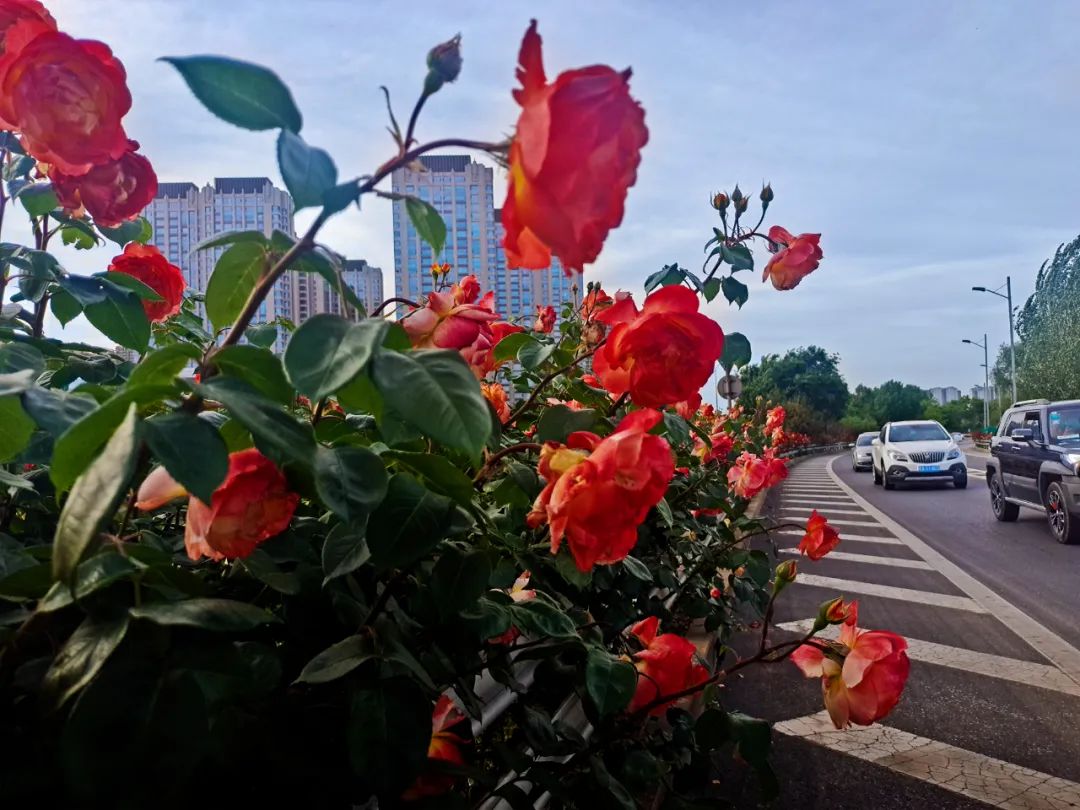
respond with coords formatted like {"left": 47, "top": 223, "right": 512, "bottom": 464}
{"left": 607, "top": 391, "right": 629, "bottom": 416}
{"left": 473, "top": 442, "right": 542, "bottom": 484}
{"left": 370, "top": 296, "right": 419, "bottom": 317}
{"left": 504, "top": 344, "right": 602, "bottom": 426}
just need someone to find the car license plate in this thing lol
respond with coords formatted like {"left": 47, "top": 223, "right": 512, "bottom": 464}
{"left": 919, "top": 465, "right": 940, "bottom": 473}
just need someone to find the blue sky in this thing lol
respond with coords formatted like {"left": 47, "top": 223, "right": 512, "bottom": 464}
{"left": 35, "top": 0, "right": 1080, "bottom": 394}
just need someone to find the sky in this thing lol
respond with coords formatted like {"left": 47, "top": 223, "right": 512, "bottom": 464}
{"left": 28, "top": 0, "right": 1080, "bottom": 396}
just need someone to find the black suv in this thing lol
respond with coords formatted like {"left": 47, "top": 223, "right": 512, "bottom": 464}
{"left": 987, "top": 399, "right": 1080, "bottom": 544}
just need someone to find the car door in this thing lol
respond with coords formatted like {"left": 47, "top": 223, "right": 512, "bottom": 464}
{"left": 1011, "top": 411, "right": 1044, "bottom": 502}
{"left": 996, "top": 410, "right": 1025, "bottom": 497}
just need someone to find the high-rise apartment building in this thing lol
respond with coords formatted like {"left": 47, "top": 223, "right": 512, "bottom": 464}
{"left": 317, "top": 259, "right": 385, "bottom": 319}
{"left": 390, "top": 155, "right": 576, "bottom": 324}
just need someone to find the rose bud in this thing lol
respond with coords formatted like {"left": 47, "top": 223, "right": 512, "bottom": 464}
{"left": 731, "top": 185, "right": 743, "bottom": 202}
{"left": 760, "top": 183, "right": 774, "bottom": 204}
{"left": 711, "top": 192, "right": 729, "bottom": 212}
{"left": 775, "top": 559, "right": 798, "bottom": 588}
{"left": 424, "top": 33, "right": 462, "bottom": 95}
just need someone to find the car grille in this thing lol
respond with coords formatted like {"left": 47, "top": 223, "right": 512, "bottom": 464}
{"left": 909, "top": 451, "right": 945, "bottom": 463}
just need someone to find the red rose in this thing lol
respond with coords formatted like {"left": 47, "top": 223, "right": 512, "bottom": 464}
{"left": 0, "top": 28, "right": 131, "bottom": 175}
{"left": 765, "top": 405, "right": 785, "bottom": 438}
{"left": 593, "top": 286, "right": 723, "bottom": 409}
{"left": 627, "top": 617, "right": 709, "bottom": 716}
{"left": 402, "top": 694, "right": 469, "bottom": 800}
{"left": 673, "top": 393, "right": 701, "bottom": 421}
{"left": 762, "top": 226, "right": 823, "bottom": 291}
{"left": 50, "top": 143, "right": 157, "bottom": 228}
{"left": 481, "top": 382, "right": 511, "bottom": 422}
{"left": 459, "top": 319, "right": 524, "bottom": 380}
{"left": 726, "top": 451, "right": 772, "bottom": 499}
{"left": 693, "top": 428, "right": 733, "bottom": 464}
{"left": 136, "top": 448, "right": 298, "bottom": 562}
{"left": 403, "top": 274, "right": 499, "bottom": 351}
{"left": 527, "top": 409, "right": 674, "bottom": 571}
{"left": 798, "top": 509, "right": 841, "bottom": 560}
{"left": 108, "top": 242, "right": 185, "bottom": 322}
{"left": 533, "top": 304, "right": 556, "bottom": 333}
{"left": 791, "top": 608, "right": 909, "bottom": 728}
{"left": 501, "top": 21, "right": 648, "bottom": 274}
{"left": 0, "top": 1, "right": 53, "bottom": 54}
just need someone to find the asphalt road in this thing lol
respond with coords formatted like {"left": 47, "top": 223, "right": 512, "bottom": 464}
{"left": 712, "top": 453, "right": 1080, "bottom": 809}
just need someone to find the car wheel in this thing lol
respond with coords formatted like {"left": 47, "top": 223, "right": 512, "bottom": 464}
{"left": 873, "top": 464, "right": 882, "bottom": 485}
{"left": 883, "top": 469, "right": 896, "bottom": 490}
{"left": 1045, "top": 482, "right": 1080, "bottom": 544}
{"left": 954, "top": 472, "right": 968, "bottom": 490}
{"left": 990, "top": 475, "right": 1019, "bottom": 522}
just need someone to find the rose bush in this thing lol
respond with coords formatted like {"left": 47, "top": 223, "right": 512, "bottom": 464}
{"left": 0, "top": 7, "right": 908, "bottom": 808}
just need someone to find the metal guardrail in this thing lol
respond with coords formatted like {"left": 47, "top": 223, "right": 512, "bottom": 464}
{"left": 780, "top": 442, "right": 852, "bottom": 459}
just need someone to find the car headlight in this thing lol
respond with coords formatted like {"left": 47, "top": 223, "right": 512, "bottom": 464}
{"left": 1064, "top": 453, "right": 1080, "bottom": 474}
{"left": 947, "top": 449, "right": 960, "bottom": 460}
{"left": 888, "top": 450, "right": 909, "bottom": 462}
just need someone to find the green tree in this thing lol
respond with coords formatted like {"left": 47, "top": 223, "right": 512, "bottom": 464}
{"left": 845, "top": 380, "right": 930, "bottom": 425}
{"left": 739, "top": 346, "right": 850, "bottom": 420}
{"left": 924, "top": 396, "right": 984, "bottom": 432}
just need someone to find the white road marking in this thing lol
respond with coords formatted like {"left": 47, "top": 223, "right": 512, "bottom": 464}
{"left": 780, "top": 516, "right": 881, "bottom": 527}
{"left": 778, "top": 621, "right": 1080, "bottom": 698}
{"left": 775, "top": 529, "right": 905, "bottom": 545}
{"left": 781, "top": 488, "right": 847, "bottom": 495}
{"left": 781, "top": 505, "right": 869, "bottom": 516}
{"left": 827, "top": 458, "right": 1080, "bottom": 688}
{"left": 776, "top": 712, "right": 1080, "bottom": 809}
{"left": 778, "top": 548, "right": 933, "bottom": 570}
{"left": 781, "top": 497, "right": 856, "bottom": 504}
{"left": 795, "top": 573, "right": 987, "bottom": 613}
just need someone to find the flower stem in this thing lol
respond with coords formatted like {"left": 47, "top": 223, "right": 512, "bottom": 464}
{"left": 473, "top": 442, "right": 542, "bottom": 484}
{"left": 504, "top": 344, "right": 601, "bottom": 426}
{"left": 370, "top": 296, "right": 419, "bottom": 317}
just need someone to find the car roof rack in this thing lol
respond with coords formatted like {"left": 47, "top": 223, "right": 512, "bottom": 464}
{"left": 1011, "top": 399, "right": 1050, "bottom": 407}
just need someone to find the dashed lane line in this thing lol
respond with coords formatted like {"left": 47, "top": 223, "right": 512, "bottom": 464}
{"left": 775, "top": 711, "right": 1080, "bottom": 809}
{"left": 775, "top": 529, "right": 905, "bottom": 545}
{"left": 777, "top": 620, "right": 1080, "bottom": 698}
{"left": 777, "top": 548, "right": 933, "bottom": 570}
{"left": 827, "top": 457, "right": 1080, "bottom": 688}
{"left": 795, "top": 573, "right": 988, "bottom": 613}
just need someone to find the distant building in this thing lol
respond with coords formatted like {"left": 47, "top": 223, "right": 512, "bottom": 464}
{"left": 926, "top": 386, "right": 962, "bottom": 405}
{"left": 971, "top": 384, "right": 998, "bottom": 402}
{"left": 390, "top": 155, "right": 577, "bottom": 324}
{"left": 317, "top": 259, "right": 384, "bottom": 319}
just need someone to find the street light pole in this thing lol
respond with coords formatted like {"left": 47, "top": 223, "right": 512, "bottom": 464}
{"left": 962, "top": 336, "right": 989, "bottom": 429}
{"left": 972, "top": 277, "right": 1018, "bottom": 404}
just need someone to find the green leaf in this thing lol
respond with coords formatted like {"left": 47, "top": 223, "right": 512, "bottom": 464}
{"left": 58, "top": 274, "right": 109, "bottom": 306}
{"left": 536, "top": 405, "right": 598, "bottom": 443}
{"left": 721, "top": 243, "right": 754, "bottom": 271}
{"left": 20, "top": 387, "right": 97, "bottom": 437}
{"left": 721, "top": 275, "right": 749, "bottom": 309}
{"left": 431, "top": 548, "right": 491, "bottom": 618}
{"left": 276, "top": 130, "right": 337, "bottom": 210}
{"left": 18, "top": 182, "right": 58, "bottom": 217}
{"left": 99, "top": 270, "right": 164, "bottom": 301}
{"left": 285, "top": 315, "right": 388, "bottom": 400}
{"left": 621, "top": 555, "right": 652, "bottom": 582}
{"left": 493, "top": 331, "right": 535, "bottom": 362}
{"left": 195, "top": 376, "right": 315, "bottom": 466}
{"left": 130, "top": 598, "right": 280, "bottom": 631}
{"left": 144, "top": 412, "right": 228, "bottom": 504}
{"left": 510, "top": 599, "right": 578, "bottom": 638}
{"left": 294, "top": 634, "right": 377, "bottom": 685}
{"left": 348, "top": 680, "right": 432, "bottom": 798}
{"left": 694, "top": 708, "right": 730, "bottom": 750}
{"left": 313, "top": 445, "right": 389, "bottom": 523}
{"left": 720, "top": 331, "right": 752, "bottom": 372}
{"left": 381, "top": 450, "right": 474, "bottom": 506}
{"left": 204, "top": 242, "right": 268, "bottom": 332}
{"left": 9, "top": 249, "right": 60, "bottom": 302}
{"left": 0, "top": 342, "right": 44, "bottom": 375}
{"left": 518, "top": 339, "right": 555, "bottom": 370}
{"left": 97, "top": 216, "right": 152, "bottom": 246}
{"left": 163, "top": 55, "right": 303, "bottom": 132}
{"left": 0, "top": 397, "right": 34, "bottom": 462}
{"left": 702, "top": 277, "right": 722, "bottom": 302}
{"left": 644, "top": 264, "right": 685, "bottom": 292}
{"left": 83, "top": 282, "right": 150, "bottom": 353}
{"left": 39, "top": 551, "right": 140, "bottom": 612}
{"left": 214, "top": 344, "right": 292, "bottom": 404}
{"left": 127, "top": 343, "right": 200, "bottom": 388}
{"left": 367, "top": 473, "right": 454, "bottom": 570}
{"left": 459, "top": 597, "right": 512, "bottom": 639}
{"left": 50, "top": 385, "right": 174, "bottom": 492}
{"left": 371, "top": 349, "right": 491, "bottom": 460}
{"left": 246, "top": 322, "right": 278, "bottom": 349}
{"left": 405, "top": 198, "right": 446, "bottom": 254}
{"left": 43, "top": 615, "right": 130, "bottom": 708}
{"left": 585, "top": 647, "right": 637, "bottom": 716}
{"left": 321, "top": 522, "right": 371, "bottom": 583}
{"left": 61, "top": 223, "right": 99, "bottom": 250}
{"left": 729, "top": 712, "right": 777, "bottom": 798}
{"left": 192, "top": 229, "right": 267, "bottom": 253}
{"left": 50, "top": 288, "right": 82, "bottom": 325}
{"left": 52, "top": 405, "right": 140, "bottom": 582}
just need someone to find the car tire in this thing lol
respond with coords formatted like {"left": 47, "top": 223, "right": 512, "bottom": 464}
{"left": 883, "top": 469, "right": 896, "bottom": 490}
{"left": 1045, "top": 482, "right": 1080, "bottom": 544}
{"left": 990, "top": 475, "right": 1019, "bottom": 522}
{"left": 873, "top": 464, "right": 882, "bottom": 485}
{"left": 954, "top": 472, "right": 968, "bottom": 490}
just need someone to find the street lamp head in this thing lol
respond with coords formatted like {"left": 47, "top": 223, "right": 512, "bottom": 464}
{"left": 962, "top": 339, "right": 973, "bottom": 345}
{"left": 972, "top": 286, "right": 987, "bottom": 292}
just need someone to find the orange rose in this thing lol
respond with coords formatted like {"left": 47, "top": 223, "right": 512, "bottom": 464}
{"left": 459, "top": 319, "right": 524, "bottom": 380}
{"left": 533, "top": 304, "right": 556, "bottom": 333}
{"left": 527, "top": 409, "right": 674, "bottom": 571}
{"left": 481, "top": 382, "right": 510, "bottom": 422}
{"left": 762, "top": 226, "right": 823, "bottom": 291}
{"left": 0, "top": 27, "right": 131, "bottom": 175}
{"left": 402, "top": 694, "right": 469, "bottom": 800}
{"left": 727, "top": 452, "right": 772, "bottom": 499}
{"left": 798, "top": 510, "right": 841, "bottom": 560}
{"left": 107, "top": 242, "right": 185, "bottom": 322}
{"left": 593, "top": 286, "right": 723, "bottom": 409}
{"left": 50, "top": 142, "right": 157, "bottom": 228}
{"left": 693, "top": 428, "right": 733, "bottom": 464}
{"left": 791, "top": 606, "right": 909, "bottom": 728}
{"left": 501, "top": 21, "right": 648, "bottom": 274}
{"left": 627, "top": 617, "right": 709, "bottom": 716}
{"left": 0, "top": 1, "right": 53, "bottom": 54}
{"left": 764, "top": 405, "right": 785, "bottom": 438}
{"left": 403, "top": 274, "right": 499, "bottom": 350}
{"left": 136, "top": 448, "right": 298, "bottom": 562}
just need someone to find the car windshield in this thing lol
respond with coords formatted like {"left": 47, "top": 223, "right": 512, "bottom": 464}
{"left": 889, "top": 424, "right": 949, "bottom": 442}
{"left": 1048, "top": 407, "right": 1080, "bottom": 446}
{"left": 856, "top": 435, "right": 875, "bottom": 446}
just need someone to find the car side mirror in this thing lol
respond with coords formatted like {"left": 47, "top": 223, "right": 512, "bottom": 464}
{"left": 1010, "top": 428, "right": 1034, "bottom": 442}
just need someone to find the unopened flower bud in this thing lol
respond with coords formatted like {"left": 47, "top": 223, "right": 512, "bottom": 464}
{"left": 424, "top": 34, "right": 463, "bottom": 95}
{"left": 711, "top": 192, "right": 729, "bottom": 212}
{"left": 812, "top": 596, "right": 855, "bottom": 632}
{"left": 734, "top": 195, "right": 749, "bottom": 214}
{"left": 760, "top": 183, "right": 774, "bottom": 204}
{"left": 776, "top": 559, "right": 797, "bottom": 584}
{"left": 709, "top": 586, "right": 722, "bottom": 600}
{"left": 731, "top": 185, "right": 744, "bottom": 203}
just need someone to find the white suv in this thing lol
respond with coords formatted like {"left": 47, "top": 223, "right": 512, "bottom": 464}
{"left": 872, "top": 420, "right": 968, "bottom": 490}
